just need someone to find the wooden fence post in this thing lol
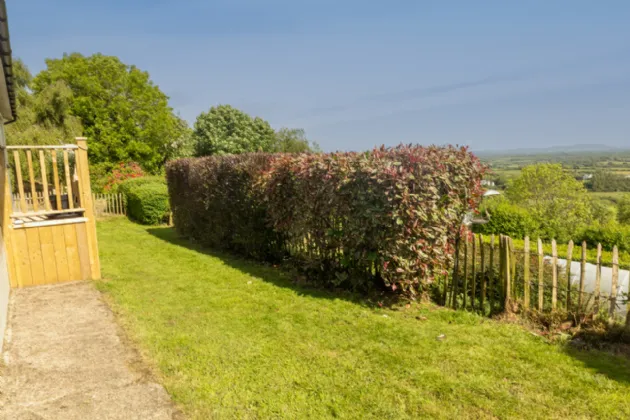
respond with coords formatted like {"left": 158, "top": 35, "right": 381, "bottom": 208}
{"left": 523, "top": 236, "right": 530, "bottom": 309}
{"left": 594, "top": 243, "right": 602, "bottom": 314}
{"left": 509, "top": 238, "right": 516, "bottom": 300}
{"left": 504, "top": 236, "right": 511, "bottom": 311}
{"left": 566, "top": 240, "right": 574, "bottom": 309}
{"left": 551, "top": 239, "right": 558, "bottom": 310}
{"left": 479, "top": 234, "right": 485, "bottom": 312}
{"left": 451, "top": 236, "right": 460, "bottom": 309}
{"left": 578, "top": 241, "right": 586, "bottom": 312}
{"left": 489, "top": 234, "right": 495, "bottom": 311}
{"left": 537, "top": 238, "right": 544, "bottom": 311}
{"left": 463, "top": 236, "right": 469, "bottom": 309}
{"left": 471, "top": 233, "right": 477, "bottom": 311}
{"left": 610, "top": 246, "right": 619, "bottom": 319}
{"left": 75, "top": 137, "right": 101, "bottom": 280}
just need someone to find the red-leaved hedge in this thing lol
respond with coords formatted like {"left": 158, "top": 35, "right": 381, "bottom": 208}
{"left": 166, "top": 145, "right": 486, "bottom": 295}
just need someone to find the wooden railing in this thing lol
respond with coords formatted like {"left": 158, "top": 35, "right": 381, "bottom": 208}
{"left": 5, "top": 144, "right": 85, "bottom": 219}
{"left": 92, "top": 193, "right": 126, "bottom": 217}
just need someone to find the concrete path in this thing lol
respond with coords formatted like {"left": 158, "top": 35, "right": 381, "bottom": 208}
{"left": 0, "top": 282, "right": 180, "bottom": 419}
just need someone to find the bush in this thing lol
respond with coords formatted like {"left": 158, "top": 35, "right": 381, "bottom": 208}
{"left": 167, "top": 145, "right": 486, "bottom": 296}
{"left": 473, "top": 201, "right": 538, "bottom": 238}
{"left": 126, "top": 182, "right": 170, "bottom": 225}
{"left": 166, "top": 154, "right": 282, "bottom": 260}
{"left": 578, "top": 223, "right": 630, "bottom": 253}
{"left": 117, "top": 175, "right": 166, "bottom": 196}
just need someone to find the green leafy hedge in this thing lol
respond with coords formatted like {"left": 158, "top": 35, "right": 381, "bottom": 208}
{"left": 126, "top": 182, "right": 170, "bottom": 225}
{"left": 166, "top": 145, "right": 486, "bottom": 295}
{"left": 117, "top": 175, "right": 166, "bottom": 196}
{"left": 473, "top": 201, "right": 538, "bottom": 238}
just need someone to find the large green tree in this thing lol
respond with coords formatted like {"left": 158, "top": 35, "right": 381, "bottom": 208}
{"left": 192, "top": 105, "right": 276, "bottom": 156}
{"left": 506, "top": 163, "right": 592, "bottom": 240}
{"left": 6, "top": 59, "right": 83, "bottom": 145}
{"left": 32, "top": 53, "right": 186, "bottom": 172}
{"left": 272, "top": 127, "right": 320, "bottom": 153}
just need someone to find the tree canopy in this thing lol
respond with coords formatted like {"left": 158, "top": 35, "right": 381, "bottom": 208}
{"left": 192, "top": 105, "right": 277, "bottom": 156}
{"left": 32, "top": 53, "right": 187, "bottom": 172}
{"left": 272, "top": 128, "right": 320, "bottom": 153}
{"left": 506, "top": 163, "right": 592, "bottom": 241}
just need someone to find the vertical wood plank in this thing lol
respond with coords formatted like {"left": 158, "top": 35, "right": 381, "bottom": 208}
{"left": 75, "top": 222, "right": 91, "bottom": 280}
{"left": 39, "top": 150, "right": 51, "bottom": 210}
{"left": 610, "top": 246, "right": 619, "bottom": 318}
{"left": 479, "top": 234, "right": 486, "bottom": 311}
{"left": 566, "top": 240, "right": 574, "bottom": 309}
{"left": 463, "top": 236, "right": 469, "bottom": 309}
{"left": 523, "top": 236, "right": 530, "bottom": 309}
{"left": 12, "top": 228, "right": 33, "bottom": 287}
{"left": 75, "top": 137, "right": 101, "bottom": 280}
{"left": 551, "top": 239, "right": 558, "bottom": 310}
{"left": 13, "top": 151, "right": 28, "bottom": 213}
{"left": 537, "top": 238, "right": 544, "bottom": 311}
{"left": 25, "top": 228, "right": 46, "bottom": 285}
{"left": 26, "top": 150, "right": 38, "bottom": 211}
{"left": 504, "top": 236, "right": 511, "bottom": 311}
{"left": 489, "top": 234, "right": 495, "bottom": 311}
{"left": 51, "top": 150, "right": 62, "bottom": 210}
{"left": 38, "top": 226, "right": 58, "bottom": 284}
{"left": 63, "top": 150, "right": 74, "bottom": 209}
{"left": 63, "top": 224, "right": 82, "bottom": 281}
{"left": 509, "top": 237, "right": 516, "bottom": 300}
{"left": 578, "top": 241, "right": 587, "bottom": 311}
{"left": 471, "top": 233, "right": 476, "bottom": 310}
{"left": 594, "top": 243, "right": 602, "bottom": 313}
{"left": 51, "top": 225, "right": 70, "bottom": 282}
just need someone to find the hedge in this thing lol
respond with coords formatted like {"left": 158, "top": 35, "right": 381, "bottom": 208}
{"left": 166, "top": 145, "right": 485, "bottom": 295}
{"left": 126, "top": 182, "right": 171, "bottom": 225}
{"left": 473, "top": 201, "right": 538, "bottom": 239}
{"left": 117, "top": 175, "right": 166, "bottom": 196}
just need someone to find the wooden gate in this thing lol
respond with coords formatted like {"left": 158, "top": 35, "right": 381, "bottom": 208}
{"left": 0, "top": 137, "right": 100, "bottom": 287}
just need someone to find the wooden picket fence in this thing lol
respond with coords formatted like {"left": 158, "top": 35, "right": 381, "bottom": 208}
{"left": 444, "top": 233, "right": 628, "bottom": 323}
{"left": 91, "top": 193, "right": 126, "bottom": 217}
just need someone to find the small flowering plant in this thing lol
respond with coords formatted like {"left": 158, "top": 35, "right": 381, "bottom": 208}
{"left": 103, "top": 162, "right": 145, "bottom": 192}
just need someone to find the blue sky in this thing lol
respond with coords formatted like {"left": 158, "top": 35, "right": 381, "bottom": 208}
{"left": 8, "top": 0, "right": 630, "bottom": 152}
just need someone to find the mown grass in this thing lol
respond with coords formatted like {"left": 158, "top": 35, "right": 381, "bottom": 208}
{"left": 97, "top": 218, "right": 630, "bottom": 419}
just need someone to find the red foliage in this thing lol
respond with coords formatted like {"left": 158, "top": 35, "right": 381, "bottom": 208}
{"left": 103, "top": 162, "right": 145, "bottom": 192}
{"left": 167, "top": 145, "right": 486, "bottom": 296}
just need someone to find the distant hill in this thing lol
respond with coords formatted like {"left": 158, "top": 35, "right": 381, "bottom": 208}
{"left": 476, "top": 144, "right": 628, "bottom": 157}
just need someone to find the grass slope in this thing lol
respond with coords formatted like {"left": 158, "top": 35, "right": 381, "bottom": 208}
{"left": 97, "top": 218, "right": 630, "bottom": 419}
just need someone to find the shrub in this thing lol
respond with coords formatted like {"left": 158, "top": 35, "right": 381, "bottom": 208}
{"left": 578, "top": 223, "right": 630, "bottom": 253}
{"left": 166, "top": 154, "right": 283, "bottom": 260}
{"left": 117, "top": 175, "right": 166, "bottom": 196}
{"left": 167, "top": 145, "right": 486, "bottom": 296}
{"left": 473, "top": 201, "right": 538, "bottom": 238}
{"left": 126, "top": 182, "right": 170, "bottom": 225}
{"left": 102, "top": 161, "right": 145, "bottom": 192}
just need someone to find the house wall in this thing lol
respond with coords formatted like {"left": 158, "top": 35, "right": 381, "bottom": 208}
{"left": 0, "top": 117, "right": 8, "bottom": 351}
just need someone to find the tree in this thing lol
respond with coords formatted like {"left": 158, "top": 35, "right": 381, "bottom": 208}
{"left": 618, "top": 194, "right": 630, "bottom": 225}
{"left": 192, "top": 105, "right": 276, "bottom": 156}
{"left": 6, "top": 59, "right": 83, "bottom": 145}
{"left": 272, "top": 128, "right": 320, "bottom": 153}
{"left": 506, "top": 164, "right": 592, "bottom": 241}
{"left": 32, "top": 53, "right": 186, "bottom": 172}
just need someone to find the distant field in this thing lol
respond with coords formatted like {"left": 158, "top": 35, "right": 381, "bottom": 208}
{"left": 589, "top": 191, "right": 627, "bottom": 205}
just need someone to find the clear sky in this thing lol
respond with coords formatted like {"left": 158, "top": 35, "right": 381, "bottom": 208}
{"left": 8, "top": 0, "right": 630, "bottom": 152}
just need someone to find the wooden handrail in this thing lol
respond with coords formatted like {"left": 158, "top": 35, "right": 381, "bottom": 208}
{"left": 5, "top": 145, "right": 79, "bottom": 150}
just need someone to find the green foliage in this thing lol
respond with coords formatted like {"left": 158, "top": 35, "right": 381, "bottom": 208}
{"left": 590, "top": 170, "right": 630, "bottom": 192}
{"left": 167, "top": 154, "right": 282, "bottom": 260}
{"left": 506, "top": 164, "right": 592, "bottom": 241}
{"left": 473, "top": 200, "right": 538, "bottom": 238}
{"left": 6, "top": 59, "right": 83, "bottom": 145}
{"left": 272, "top": 128, "right": 320, "bottom": 153}
{"left": 126, "top": 181, "right": 170, "bottom": 225}
{"left": 117, "top": 175, "right": 167, "bottom": 196}
{"left": 617, "top": 194, "right": 630, "bottom": 225}
{"left": 192, "top": 105, "right": 276, "bottom": 156}
{"left": 32, "top": 53, "right": 187, "bottom": 172}
{"left": 167, "top": 145, "right": 486, "bottom": 296}
{"left": 578, "top": 223, "right": 630, "bottom": 253}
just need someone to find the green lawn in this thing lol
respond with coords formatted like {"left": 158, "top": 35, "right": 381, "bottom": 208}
{"left": 97, "top": 218, "right": 630, "bottom": 419}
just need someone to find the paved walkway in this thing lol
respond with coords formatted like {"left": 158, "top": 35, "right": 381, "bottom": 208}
{"left": 0, "top": 282, "right": 180, "bottom": 419}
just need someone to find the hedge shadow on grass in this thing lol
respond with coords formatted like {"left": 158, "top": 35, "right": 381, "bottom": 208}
{"left": 146, "top": 226, "right": 387, "bottom": 309}
{"left": 563, "top": 345, "right": 630, "bottom": 385}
